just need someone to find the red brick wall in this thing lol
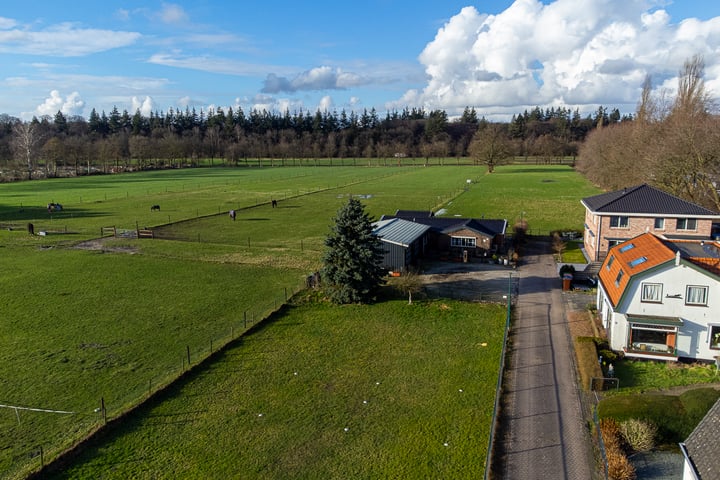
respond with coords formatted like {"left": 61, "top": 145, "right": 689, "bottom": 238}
{"left": 584, "top": 211, "right": 713, "bottom": 261}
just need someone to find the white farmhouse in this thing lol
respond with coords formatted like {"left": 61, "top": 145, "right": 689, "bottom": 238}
{"left": 596, "top": 232, "right": 720, "bottom": 362}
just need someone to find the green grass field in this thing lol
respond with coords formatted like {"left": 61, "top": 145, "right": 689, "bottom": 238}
{"left": 45, "top": 296, "right": 506, "bottom": 479}
{"left": 0, "top": 164, "right": 600, "bottom": 478}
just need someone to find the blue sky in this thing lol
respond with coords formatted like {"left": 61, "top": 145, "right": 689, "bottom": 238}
{"left": 2, "top": 0, "right": 720, "bottom": 121}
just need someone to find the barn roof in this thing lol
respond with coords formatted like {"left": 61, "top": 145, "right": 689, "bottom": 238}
{"left": 383, "top": 212, "right": 507, "bottom": 237}
{"left": 372, "top": 218, "right": 430, "bottom": 248}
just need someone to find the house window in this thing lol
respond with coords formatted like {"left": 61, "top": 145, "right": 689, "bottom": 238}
{"left": 606, "top": 255, "right": 615, "bottom": 270}
{"left": 629, "top": 324, "right": 677, "bottom": 354}
{"left": 677, "top": 218, "right": 698, "bottom": 231}
{"left": 610, "top": 216, "right": 629, "bottom": 228}
{"left": 654, "top": 218, "right": 665, "bottom": 230}
{"left": 686, "top": 285, "right": 708, "bottom": 306}
{"left": 608, "top": 240, "right": 622, "bottom": 249}
{"left": 615, "top": 269, "right": 624, "bottom": 287}
{"left": 451, "top": 236, "right": 476, "bottom": 248}
{"left": 641, "top": 283, "right": 662, "bottom": 302}
{"left": 710, "top": 325, "right": 720, "bottom": 350}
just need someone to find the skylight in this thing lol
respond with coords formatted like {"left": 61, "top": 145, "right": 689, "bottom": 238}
{"left": 628, "top": 256, "right": 647, "bottom": 267}
{"left": 619, "top": 243, "right": 635, "bottom": 253}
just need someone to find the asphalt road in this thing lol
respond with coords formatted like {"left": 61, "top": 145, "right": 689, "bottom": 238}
{"left": 497, "top": 239, "right": 596, "bottom": 479}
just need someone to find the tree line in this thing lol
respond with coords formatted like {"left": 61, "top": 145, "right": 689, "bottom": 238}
{"left": 0, "top": 102, "right": 622, "bottom": 181}
{"left": 577, "top": 55, "right": 720, "bottom": 212}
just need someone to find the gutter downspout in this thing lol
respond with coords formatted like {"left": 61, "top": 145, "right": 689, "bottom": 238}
{"left": 595, "top": 212, "right": 602, "bottom": 262}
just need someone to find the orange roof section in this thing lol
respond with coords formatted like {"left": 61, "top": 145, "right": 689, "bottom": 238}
{"left": 598, "top": 232, "right": 676, "bottom": 307}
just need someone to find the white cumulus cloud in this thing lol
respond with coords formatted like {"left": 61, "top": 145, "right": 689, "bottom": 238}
{"left": 392, "top": 0, "right": 720, "bottom": 118}
{"left": 35, "top": 90, "right": 85, "bottom": 117}
{"left": 318, "top": 95, "right": 334, "bottom": 112}
{"left": 131, "top": 96, "right": 155, "bottom": 116}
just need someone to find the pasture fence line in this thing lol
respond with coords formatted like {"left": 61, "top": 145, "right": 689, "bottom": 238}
{"left": 149, "top": 169, "right": 407, "bottom": 241}
{"left": 13, "top": 281, "right": 307, "bottom": 480}
{"left": 100, "top": 226, "right": 116, "bottom": 237}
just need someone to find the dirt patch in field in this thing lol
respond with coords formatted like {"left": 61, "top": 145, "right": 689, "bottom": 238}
{"left": 72, "top": 237, "right": 139, "bottom": 254}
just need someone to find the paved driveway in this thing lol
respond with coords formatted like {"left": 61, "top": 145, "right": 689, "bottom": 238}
{"left": 418, "top": 241, "right": 597, "bottom": 479}
{"left": 497, "top": 238, "right": 596, "bottom": 479}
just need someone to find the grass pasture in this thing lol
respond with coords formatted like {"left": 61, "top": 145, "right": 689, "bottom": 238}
{"left": 0, "top": 164, "right": 596, "bottom": 478}
{"left": 46, "top": 297, "right": 506, "bottom": 479}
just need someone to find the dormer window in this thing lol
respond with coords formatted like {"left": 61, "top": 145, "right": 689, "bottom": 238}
{"left": 606, "top": 255, "right": 615, "bottom": 270}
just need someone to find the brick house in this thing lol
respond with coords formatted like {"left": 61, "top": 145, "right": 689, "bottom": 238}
{"left": 596, "top": 232, "right": 720, "bottom": 362}
{"left": 581, "top": 184, "right": 719, "bottom": 262}
{"left": 380, "top": 210, "right": 507, "bottom": 260}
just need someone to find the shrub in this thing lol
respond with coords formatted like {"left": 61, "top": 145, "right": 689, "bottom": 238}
{"left": 620, "top": 419, "right": 657, "bottom": 452}
{"left": 559, "top": 263, "right": 575, "bottom": 278}
{"left": 606, "top": 449, "right": 637, "bottom": 480}
{"left": 600, "top": 418, "right": 622, "bottom": 450}
{"left": 598, "top": 349, "right": 618, "bottom": 363}
{"left": 600, "top": 418, "right": 636, "bottom": 480}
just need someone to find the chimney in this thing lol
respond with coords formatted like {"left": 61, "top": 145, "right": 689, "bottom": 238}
{"left": 675, "top": 250, "right": 681, "bottom": 266}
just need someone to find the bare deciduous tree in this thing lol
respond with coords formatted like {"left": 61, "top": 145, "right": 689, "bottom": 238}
{"left": 11, "top": 121, "right": 42, "bottom": 180}
{"left": 468, "top": 123, "right": 512, "bottom": 173}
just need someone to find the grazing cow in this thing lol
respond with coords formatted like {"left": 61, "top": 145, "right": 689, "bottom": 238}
{"left": 271, "top": 199, "right": 278, "bottom": 208}
{"left": 229, "top": 209, "right": 236, "bottom": 221}
{"left": 151, "top": 204, "right": 161, "bottom": 211}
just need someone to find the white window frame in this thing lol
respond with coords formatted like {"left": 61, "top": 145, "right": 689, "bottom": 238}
{"left": 654, "top": 218, "right": 665, "bottom": 230}
{"left": 686, "top": 285, "right": 708, "bottom": 306}
{"left": 641, "top": 282, "right": 663, "bottom": 303}
{"left": 451, "top": 236, "right": 476, "bottom": 248}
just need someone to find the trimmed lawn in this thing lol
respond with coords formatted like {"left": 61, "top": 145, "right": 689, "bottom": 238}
{"left": 47, "top": 297, "right": 506, "bottom": 479}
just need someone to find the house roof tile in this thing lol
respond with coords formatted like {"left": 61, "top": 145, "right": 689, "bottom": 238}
{"left": 598, "top": 233, "right": 720, "bottom": 306}
{"left": 582, "top": 184, "right": 719, "bottom": 216}
{"left": 683, "top": 398, "right": 720, "bottom": 480}
{"left": 598, "top": 233, "right": 677, "bottom": 307}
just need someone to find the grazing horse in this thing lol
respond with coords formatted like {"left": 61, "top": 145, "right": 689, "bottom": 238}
{"left": 229, "top": 209, "right": 236, "bottom": 221}
{"left": 151, "top": 204, "right": 161, "bottom": 211}
{"left": 271, "top": 199, "right": 278, "bottom": 208}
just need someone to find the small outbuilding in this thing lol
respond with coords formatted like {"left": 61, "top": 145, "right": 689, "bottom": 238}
{"left": 372, "top": 218, "right": 430, "bottom": 273}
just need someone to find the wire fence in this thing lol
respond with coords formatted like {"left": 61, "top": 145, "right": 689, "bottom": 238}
{"left": 3, "top": 282, "right": 306, "bottom": 480}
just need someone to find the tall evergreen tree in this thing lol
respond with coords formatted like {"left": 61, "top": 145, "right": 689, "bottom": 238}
{"left": 321, "top": 198, "right": 385, "bottom": 304}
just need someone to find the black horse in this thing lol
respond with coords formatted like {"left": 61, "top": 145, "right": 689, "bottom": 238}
{"left": 151, "top": 205, "right": 160, "bottom": 211}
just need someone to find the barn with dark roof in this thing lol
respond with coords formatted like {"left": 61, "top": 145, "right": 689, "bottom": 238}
{"left": 379, "top": 210, "right": 507, "bottom": 261}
